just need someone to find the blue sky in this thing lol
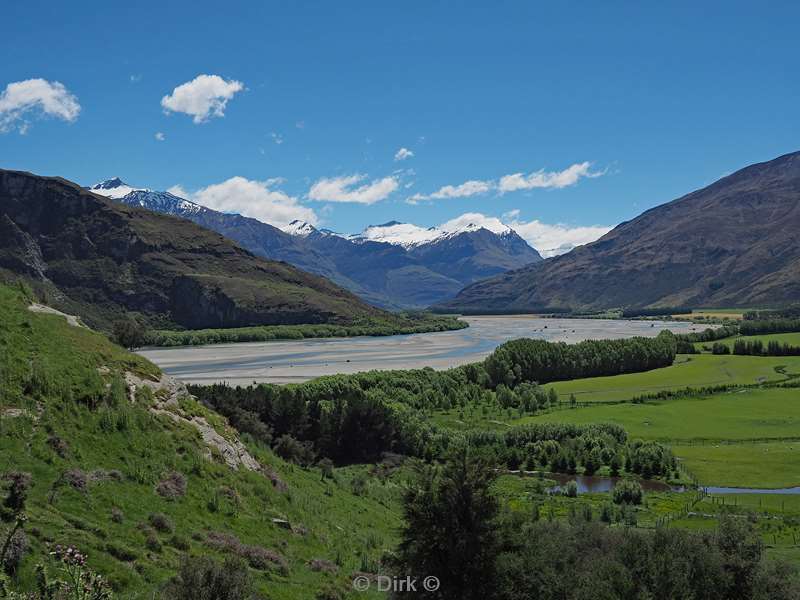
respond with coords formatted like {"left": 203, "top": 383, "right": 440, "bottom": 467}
{"left": 2, "top": 1, "right": 798, "bottom": 255}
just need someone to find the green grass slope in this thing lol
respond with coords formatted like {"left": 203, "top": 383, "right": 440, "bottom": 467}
{"left": 0, "top": 283, "right": 403, "bottom": 599}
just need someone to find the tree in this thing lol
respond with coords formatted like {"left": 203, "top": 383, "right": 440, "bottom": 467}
{"left": 113, "top": 318, "right": 147, "bottom": 350}
{"left": 612, "top": 479, "right": 643, "bottom": 505}
{"left": 395, "top": 444, "right": 498, "bottom": 600}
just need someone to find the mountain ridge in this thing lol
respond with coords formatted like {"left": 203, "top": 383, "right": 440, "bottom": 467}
{"left": 0, "top": 169, "right": 393, "bottom": 330}
{"left": 436, "top": 150, "right": 800, "bottom": 312}
{"left": 90, "top": 179, "right": 542, "bottom": 308}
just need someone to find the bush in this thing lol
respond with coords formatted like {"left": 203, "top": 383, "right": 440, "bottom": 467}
{"left": 148, "top": 513, "right": 174, "bottom": 533}
{"left": 205, "top": 531, "right": 289, "bottom": 574}
{"left": 563, "top": 480, "right": 578, "bottom": 498}
{"left": 612, "top": 479, "right": 643, "bottom": 505}
{"left": 156, "top": 471, "right": 187, "bottom": 500}
{"left": 2, "top": 472, "right": 32, "bottom": 514}
{"left": 164, "top": 555, "right": 256, "bottom": 600}
{"left": 1, "top": 529, "right": 28, "bottom": 574}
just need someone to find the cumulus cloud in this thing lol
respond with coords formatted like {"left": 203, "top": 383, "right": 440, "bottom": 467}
{"left": 498, "top": 162, "right": 603, "bottom": 193}
{"left": 0, "top": 78, "right": 80, "bottom": 133}
{"left": 308, "top": 174, "right": 398, "bottom": 204}
{"left": 171, "top": 176, "right": 317, "bottom": 229}
{"left": 505, "top": 216, "right": 612, "bottom": 257}
{"left": 439, "top": 212, "right": 509, "bottom": 234}
{"left": 394, "top": 147, "right": 414, "bottom": 161}
{"left": 428, "top": 211, "right": 612, "bottom": 257}
{"left": 161, "top": 74, "right": 244, "bottom": 123}
{"left": 407, "top": 162, "right": 603, "bottom": 203}
{"left": 154, "top": 131, "right": 165, "bottom": 141}
{"left": 407, "top": 179, "right": 492, "bottom": 204}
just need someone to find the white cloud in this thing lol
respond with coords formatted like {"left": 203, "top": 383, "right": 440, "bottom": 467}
{"left": 439, "top": 213, "right": 510, "bottom": 235}
{"left": 498, "top": 161, "right": 603, "bottom": 193}
{"left": 0, "top": 78, "right": 80, "bottom": 133}
{"left": 394, "top": 147, "right": 414, "bottom": 161}
{"left": 407, "top": 179, "right": 492, "bottom": 204}
{"left": 154, "top": 131, "right": 165, "bottom": 141}
{"left": 271, "top": 132, "right": 283, "bottom": 145}
{"left": 407, "top": 161, "right": 604, "bottom": 203}
{"left": 308, "top": 174, "right": 398, "bottom": 205}
{"left": 161, "top": 74, "right": 244, "bottom": 123}
{"left": 172, "top": 176, "right": 317, "bottom": 229}
{"left": 505, "top": 215, "right": 612, "bottom": 257}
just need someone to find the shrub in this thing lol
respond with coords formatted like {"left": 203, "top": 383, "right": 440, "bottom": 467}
{"left": 205, "top": 531, "right": 289, "bottom": 574}
{"left": 613, "top": 479, "right": 643, "bottom": 505}
{"left": 563, "top": 480, "right": 578, "bottom": 498}
{"left": 148, "top": 513, "right": 174, "bottom": 533}
{"left": 145, "top": 532, "right": 162, "bottom": 553}
{"left": 2, "top": 472, "right": 32, "bottom": 514}
{"left": 105, "top": 542, "right": 138, "bottom": 562}
{"left": 1, "top": 529, "right": 28, "bottom": 574}
{"left": 164, "top": 555, "right": 255, "bottom": 600}
{"left": 273, "top": 435, "right": 315, "bottom": 466}
{"left": 169, "top": 534, "right": 190, "bottom": 551}
{"left": 156, "top": 471, "right": 187, "bottom": 500}
{"left": 47, "top": 435, "right": 69, "bottom": 458}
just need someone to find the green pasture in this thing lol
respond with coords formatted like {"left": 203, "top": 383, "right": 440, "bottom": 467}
{"left": 542, "top": 354, "right": 800, "bottom": 402}
{"left": 517, "top": 388, "right": 800, "bottom": 442}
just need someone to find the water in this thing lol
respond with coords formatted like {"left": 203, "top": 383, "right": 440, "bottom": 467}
{"left": 701, "top": 486, "right": 800, "bottom": 495}
{"left": 544, "top": 473, "right": 682, "bottom": 494}
{"left": 138, "top": 315, "right": 700, "bottom": 385}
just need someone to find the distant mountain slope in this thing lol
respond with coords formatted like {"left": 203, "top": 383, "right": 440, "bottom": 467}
{"left": 437, "top": 151, "right": 800, "bottom": 312}
{"left": 90, "top": 179, "right": 542, "bottom": 308}
{"left": 0, "top": 169, "right": 389, "bottom": 330}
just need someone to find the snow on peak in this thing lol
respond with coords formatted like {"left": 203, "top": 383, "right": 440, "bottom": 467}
{"left": 353, "top": 222, "right": 445, "bottom": 248}
{"left": 438, "top": 214, "right": 513, "bottom": 236}
{"left": 351, "top": 216, "right": 515, "bottom": 248}
{"left": 90, "top": 177, "right": 147, "bottom": 199}
{"left": 283, "top": 220, "right": 318, "bottom": 237}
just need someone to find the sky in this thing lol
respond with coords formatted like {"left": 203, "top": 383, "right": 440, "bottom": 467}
{"left": 1, "top": 1, "right": 799, "bottom": 256}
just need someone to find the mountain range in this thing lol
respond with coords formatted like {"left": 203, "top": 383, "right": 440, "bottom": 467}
{"left": 0, "top": 169, "right": 394, "bottom": 330}
{"left": 436, "top": 150, "right": 800, "bottom": 313}
{"left": 89, "top": 179, "right": 542, "bottom": 308}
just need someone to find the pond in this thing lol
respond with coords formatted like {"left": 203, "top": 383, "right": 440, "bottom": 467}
{"left": 139, "top": 315, "right": 700, "bottom": 385}
{"left": 517, "top": 472, "right": 684, "bottom": 494}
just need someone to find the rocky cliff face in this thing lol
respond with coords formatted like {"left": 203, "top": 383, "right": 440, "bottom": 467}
{"left": 437, "top": 151, "right": 800, "bottom": 312}
{"left": 0, "top": 169, "right": 386, "bottom": 330}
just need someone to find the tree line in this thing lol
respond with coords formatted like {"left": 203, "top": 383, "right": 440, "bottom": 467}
{"left": 190, "top": 333, "right": 679, "bottom": 475}
{"left": 484, "top": 330, "right": 677, "bottom": 388}
{"left": 732, "top": 339, "right": 800, "bottom": 356}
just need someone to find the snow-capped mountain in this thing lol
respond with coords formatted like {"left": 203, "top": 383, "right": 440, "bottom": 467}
{"left": 91, "top": 178, "right": 542, "bottom": 308}
{"left": 282, "top": 220, "right": 324, "bottom": 238}
{"left": 89, "top": 177, "right": 141, "bottom": 199}
{"left": 348, "top": 219, "right": 516, "bottom": 249}
{"left": 90, "top": 178, "right": 207, "bottom": 217}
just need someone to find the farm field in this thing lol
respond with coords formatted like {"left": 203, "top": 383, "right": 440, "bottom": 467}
{"left": 542, "top": 354, "right": 800, "bottom": 402}
{"left": 696, "top": 331, "right": 800, "bottom": 351}
{"left": 514, "top": 388, "right": 800, "bottom": 488}
{"left": 671, "top": 442, "right": 800, "bottom": 488}
{"left": 518, "top": 388, "right": 800, "bottom": 442}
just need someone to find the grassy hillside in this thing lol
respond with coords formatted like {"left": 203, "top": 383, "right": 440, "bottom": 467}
{"left": 0, "top": 283, "right": 404, "bottom": 599}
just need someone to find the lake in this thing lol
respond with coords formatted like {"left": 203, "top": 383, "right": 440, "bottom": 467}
{"left": 138, "top": 316, "right": 701, "bottom": 385}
